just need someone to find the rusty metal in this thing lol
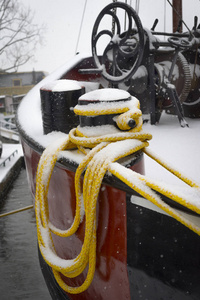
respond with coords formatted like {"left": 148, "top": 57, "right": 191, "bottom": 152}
{"left": 172, "top": 0, "right": 183, "bottom": 32}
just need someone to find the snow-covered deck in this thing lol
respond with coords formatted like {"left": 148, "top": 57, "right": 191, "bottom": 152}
{"left": 17, "top": 55, "right": 200, "bottom": 217}
{"left": 143, "top": 113, "right": 200, "bottom": 187}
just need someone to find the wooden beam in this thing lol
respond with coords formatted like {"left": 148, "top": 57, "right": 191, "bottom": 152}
{"left": 172, "top": 0, "right": 182, "bottom": 32}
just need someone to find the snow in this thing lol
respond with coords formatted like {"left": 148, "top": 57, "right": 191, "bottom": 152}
{"left": 92, "top": 139, "right": 144, "bottom": 161}
{"left": 79, "top": 88, "right": 130, "bottom": 102}
{"left": 16, "top": 55, "right": 200, "bottom": 217}
{"left": 143, "top": 113, "right": 200, "bottom": 187}
{"left": 0, "top": 143, "right": 23, "bottom": 182}
{"left": 39, "top": 222, "right": 76, "bottom": 269}
{"left": 58, "top": 149, "right": 85, "bottom": 165}
{"left": 34, "top": 131, "right": 69, "bottom": 148}
{"left": 76, "top": 124, "right": 122, "bottom": 137}
{"left": 41, "top": 79, "right": 82, "bottom": 92}
{"left": 74, "top": 97, "right": 139, "bottom": 116}
{"left": 36, "top": 135, "right": 69, "bottom": 188}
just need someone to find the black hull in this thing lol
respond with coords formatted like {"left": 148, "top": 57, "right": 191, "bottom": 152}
{"left": 126, "top": 195, "right": 200, "bottom": 300}
{"left": 38, "top": 193, "right": 200, "bottom": 300}
{"left": 39, "top": 249, "right": 71, "bottom": 300}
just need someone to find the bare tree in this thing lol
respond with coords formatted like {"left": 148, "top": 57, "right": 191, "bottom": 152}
{"left": 0, "top": 0, "right": 45, "bottom": 72}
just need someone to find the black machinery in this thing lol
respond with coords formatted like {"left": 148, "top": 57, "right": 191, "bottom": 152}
{"left": 81, "top": 2, "right": 200, "bottom": 127}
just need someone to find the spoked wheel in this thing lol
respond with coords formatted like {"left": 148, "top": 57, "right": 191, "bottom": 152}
{"left": 168, "top": 36, "right": 193, "bottom": 50}
{"left": 91, "top": 2, "right": 145, "bottom": 84}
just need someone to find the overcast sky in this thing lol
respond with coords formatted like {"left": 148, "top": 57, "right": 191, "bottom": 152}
{"left": 18, "top": 0, "right": 200, "bottom": 74}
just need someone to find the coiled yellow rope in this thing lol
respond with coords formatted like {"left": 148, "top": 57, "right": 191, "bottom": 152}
{"left": 35, "top": 95, "right": 200, "bottom": 294}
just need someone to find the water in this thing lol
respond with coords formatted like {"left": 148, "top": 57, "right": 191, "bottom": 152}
{"left": 0, "top": 168, "right": 51, "bottom": 300}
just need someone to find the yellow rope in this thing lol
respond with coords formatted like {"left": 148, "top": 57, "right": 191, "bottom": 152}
{"left": 35, "top": 94, "right": 200, "bottom": 294}
{"left": 109, "top": 163, "right": 200, "bottom": 235}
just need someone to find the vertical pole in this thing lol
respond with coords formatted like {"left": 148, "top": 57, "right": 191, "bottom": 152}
{"left": 172, "top": 0, "right": 182, "bottom": 32}
{"left": 149, "top": 54, "right": 156, "bottom": 125}
{"left": 112, "top": 0, "right": 117, "bottom": 35}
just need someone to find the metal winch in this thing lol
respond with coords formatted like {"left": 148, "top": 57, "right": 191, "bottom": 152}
{"left": 74, "top": 88, "right": 142, "bottom": 132}
{"left": 40, "top": 80, "right": 142, "bottom": 135}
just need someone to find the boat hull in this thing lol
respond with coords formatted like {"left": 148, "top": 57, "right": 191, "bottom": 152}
{"left": 39, "top": 202, "right": 200, "bottom": 300}
{"left": 20, "top": 135, "right": 200, "bottom": 300}
{"left": 21, "top": 137, "right": 141, "bottom": 300}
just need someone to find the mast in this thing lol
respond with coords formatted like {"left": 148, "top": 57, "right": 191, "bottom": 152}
{"left": 172, "top": 0, "right": 182, "bottom": 32}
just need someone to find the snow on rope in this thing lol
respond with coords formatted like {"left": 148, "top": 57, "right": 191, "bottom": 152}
{"left": 35, "top": 90, "right": 200, "bottom": 294}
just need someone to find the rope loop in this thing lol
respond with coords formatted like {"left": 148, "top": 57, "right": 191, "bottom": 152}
{"left": 35, "top": 92, "right": 200, "bottom": 294}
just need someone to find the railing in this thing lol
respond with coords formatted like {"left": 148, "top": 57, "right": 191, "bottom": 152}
{"left": 0, "top": 120, "right": 17, "bottom": 131}
{"left": 0, "top": 120, "right": 19, "bottom": 141}
{"left": 0, "top": 149, "right": 18, "bottom": 167}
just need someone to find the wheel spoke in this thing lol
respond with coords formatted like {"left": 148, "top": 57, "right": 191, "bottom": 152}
{"left": 91, "top": 2, "right": 145, "bottom": 83}
{"left": 93, "top": 30, "right": 113, "bottom": 46}
{"left": 105, "top": 10, "right": 121, "bottom": 35}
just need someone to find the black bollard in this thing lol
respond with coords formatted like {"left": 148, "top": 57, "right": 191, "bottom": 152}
{"left": 40, "top": 79, "right": 85, "bottom": 134}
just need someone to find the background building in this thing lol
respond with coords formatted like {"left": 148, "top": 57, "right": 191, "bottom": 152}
{"left": 0, "top": 70, "right": 46, "bottom": 113}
